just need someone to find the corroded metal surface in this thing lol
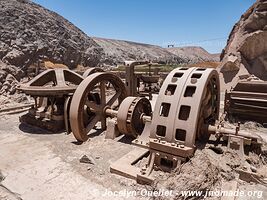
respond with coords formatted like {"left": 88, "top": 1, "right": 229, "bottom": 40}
{"left": 150, "top": 67, "right": 220, "bottom": 148}
{"left": 18, "top": 69, "right": 84, "bottom": 96}
{"left": 111, "top": 67, "right": 221, "bottom": 183}
{"left": 117, "top": 97, "right": 152, "bottom": 138}
{"left": 83, "top": 67, "right": 104, "bottom": 78}
{"left": 18, "top": 69, "right": 84, "bottom": 132}
{"left": 124, "top": 61, "right": 161, "bottom": 97}
{"left": 225, "top": 79, "right": 267, "bottom": 124}
{"left": 69, "top": 72, "right": 127, "bottom": 142}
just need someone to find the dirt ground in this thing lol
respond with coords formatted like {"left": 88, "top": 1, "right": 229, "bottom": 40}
{"left": 0, "top": 98, "right": 267, "bottom": 200}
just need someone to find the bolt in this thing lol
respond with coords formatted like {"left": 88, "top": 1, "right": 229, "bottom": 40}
{"left": 141, "top": 166, "right": 146, "bottom": 175}
{"left": 180, "top": 145, "right": 185, "bottom": 148}
{"left": 161, "top": 141, "right": 166, "bottom": 144}
{"left": 171, "top": 143, "right": 175, "bottom": 146}
{"left": 135, "top": 139, "right": 138, "bottom": 143}
{"left": 154, "top": 139, "right": 157, "bottom": 142}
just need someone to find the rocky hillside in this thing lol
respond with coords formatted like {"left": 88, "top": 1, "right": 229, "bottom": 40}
{"left": 0, "top": 0, "right": 103, "bottom": 73}
{"left": 92, "top": 37, "right": 183, "bottom": 65}
{"left": 219, "top": 0, "right": 267, "bottom": 87}
{"left": 165, "top": 46, "right": 220, "bottom": 63}
{"left": 93, "top": 37, "right": 220, "bottom": 66}
{"left": 0, "top": 0, "right": 220, "bottom": 82}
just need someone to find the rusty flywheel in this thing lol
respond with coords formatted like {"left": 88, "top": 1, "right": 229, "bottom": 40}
{"left": 150, "top": 67, "right": 220, "bottom": 147}
{"left": 69, "top": 72, "right": 127, "bottom": 142}
{"left": 117, "top": 97, "right": 152, "bottom": 138}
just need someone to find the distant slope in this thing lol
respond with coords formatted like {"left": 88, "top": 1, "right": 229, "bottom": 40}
{"left": 165, "top": 46, "right": 220, "bottom": 63}
{"left": 92, "top": 37, "right": 183, "bottom": 65}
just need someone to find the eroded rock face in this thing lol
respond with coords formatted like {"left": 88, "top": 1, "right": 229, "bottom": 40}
{"left": 0, "top": 0, "right": 103, "bottom": 71}
{"left": 220, "top": 0, "right": 267, "bottom": 83}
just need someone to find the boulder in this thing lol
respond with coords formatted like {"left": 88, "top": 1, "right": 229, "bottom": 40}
{"left": 220, "top": 0, "right": 267, "bottom": 87}
{"left": 0, "top": 70, "right": 7, "bottom": 83}
{"left": 2, "top": 49, "right": 25, "bottom": 66}
{"left": 0, "top": 60, "right": 23, "bottom": 81}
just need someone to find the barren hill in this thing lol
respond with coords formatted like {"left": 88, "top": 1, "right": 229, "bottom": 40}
{"left": 165, "top": 46, "right": 220, "bottom": 63}
{"left": 93, "top": 37, "right": 220, "bottom": 66}
{"left": 92, "top": 37, "right": 183, "bottom": 65}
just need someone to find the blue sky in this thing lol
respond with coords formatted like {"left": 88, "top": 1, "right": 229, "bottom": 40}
{"left": 32, "top": 0, "right": 255, "bottom": 53}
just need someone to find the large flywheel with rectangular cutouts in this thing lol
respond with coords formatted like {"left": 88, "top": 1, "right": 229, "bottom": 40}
{"left": 150, "top": 67, "right": 220, "bottom": 148}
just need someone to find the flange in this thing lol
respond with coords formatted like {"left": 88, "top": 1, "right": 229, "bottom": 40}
{"left": 117, "top": 97, "right": 152, "bottom": 138}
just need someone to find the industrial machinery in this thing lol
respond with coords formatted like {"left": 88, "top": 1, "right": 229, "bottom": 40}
{"left": 224, "top": 75, "right": 267, "bottom": 124}
{"left": 18, "top": 64, "right": 262, "bottom": 184}
{"left": 124, "top": 61, "right": 161, "bottom": 99}
{"left": 17, "top": 67, "right": 103, "bottom": 132}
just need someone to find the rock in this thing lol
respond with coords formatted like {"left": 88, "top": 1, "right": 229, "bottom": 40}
{"left": 2, "top": 49, "right": 25, "bottom": 66}
{"left": 220, "top": 0, "right": 267, "bottom": 87}
{"left": 0, "top": 70, "right": 7, "bottom": 83}
{"left": 0, "top": 171, "right": 4, "bottom": 182}
{"left": 0, "top": 60, "right": 23, "bottom": 81}
{"left": 220, "top": 54, "right": 240, "bottom": 72}
{"left": 208, "top": 146, "right": 224, "bottom": 154}
{"left": 79, "top": 155, "right": 96, "bottom": 165}
{"left": 250, "top": 165, "right": 257, "bottom": 173}
{"left": 0, "top": 74, "right": 18, "bottom": 95}
{"left": 5, "top": 74, "right": 18, "bottom": 83}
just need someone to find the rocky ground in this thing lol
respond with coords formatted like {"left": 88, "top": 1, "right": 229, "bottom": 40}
{"left": 0, "top": 97, "right": 266, "bottom": 200}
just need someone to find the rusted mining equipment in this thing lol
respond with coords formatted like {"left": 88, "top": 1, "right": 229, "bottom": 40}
{"left": 124, "top": 61, "right": 161, "bottom": 99}
{"left": 17, "top": 67, "right": 103, "bottom": 132}
{"left": 64, "top": 66, "right": 260, "bottom": 184}
{"left": 18, "top": 66, "right": 262, "bottom": 184}
{"left": 224, "top": 76, "right": 267, "bottom": 124}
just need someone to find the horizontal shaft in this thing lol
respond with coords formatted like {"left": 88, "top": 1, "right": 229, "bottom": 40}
{"left": 208, "top": 125, "right": 260, "bottom": 140}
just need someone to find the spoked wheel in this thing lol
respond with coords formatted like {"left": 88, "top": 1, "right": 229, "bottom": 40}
{"left": 83, "top": 67, "right": 104, "bottom": 78}
{"left": 70, "top": 72, "right": 127, "bottom": 142}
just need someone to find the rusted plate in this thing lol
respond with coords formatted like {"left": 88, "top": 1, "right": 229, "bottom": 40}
{"left": 225, "top": 80, "right": 267, "bottom": 123}
{"left": 18, "top": 69, "right": 84, "bottom": 96}
{"left": 110, "top": 148, "right": 151, "bottom": 180}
